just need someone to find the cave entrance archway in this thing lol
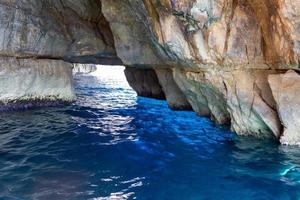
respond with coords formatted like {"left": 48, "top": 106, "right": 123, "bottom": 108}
{"left": 73, "top": 64, "right": 192, "bottom": 111}
{"left": 73, "top": 64, "right": 166, "bottom": 101}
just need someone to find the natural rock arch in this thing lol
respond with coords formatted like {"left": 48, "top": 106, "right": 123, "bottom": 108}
{"left": 0, "top": 0, "right": 300, "bottom": 144}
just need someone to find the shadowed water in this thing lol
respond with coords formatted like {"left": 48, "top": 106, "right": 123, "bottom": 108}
{"left": 0, "top": 66, "right": 300, "bottom": 200}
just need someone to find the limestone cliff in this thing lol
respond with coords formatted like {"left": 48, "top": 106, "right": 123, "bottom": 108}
{"left": 0, "top": 0, "right": 300, "bottom": 144}
{"left": 0, "top": 0, "right": 121, "bottom": 64}
{"left": 101, "top": 0, "right": 300, "bottom": 144}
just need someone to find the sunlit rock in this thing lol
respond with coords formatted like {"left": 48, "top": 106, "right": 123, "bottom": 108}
{"left": 159, "top": 15, "right": 192, "bottom": 60}
{"left": 0, "top": 0, "right": 300, "bottom": 142}
{"left": 0, "top": 57, "right": 75, "bottom": 110}
{"left": 223, "top": 70, "right": 282, "bottom": 138}
{"left": 225, "top": 1, "right": 264, "bottom": 65}
{"left": 73, "top": 64, "right": 97, "bottom": 74}
{"left": 101, "top": 0, "right": 163, "bottom": 66}
{"left": 269, "top": 70, "right": 300, "bottom": 145}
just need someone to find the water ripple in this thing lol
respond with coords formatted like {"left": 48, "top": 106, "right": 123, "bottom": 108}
{"left": 0, "top": 66, "right": 300, "bottom": 199}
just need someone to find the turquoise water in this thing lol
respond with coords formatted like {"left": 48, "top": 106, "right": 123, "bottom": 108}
{"left": 0, "top": 66, "right": 300, "bottom": 200}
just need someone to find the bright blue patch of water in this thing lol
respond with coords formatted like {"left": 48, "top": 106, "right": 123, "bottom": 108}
{"left": 0, "top": 66, "right": 300, "bottom": 200}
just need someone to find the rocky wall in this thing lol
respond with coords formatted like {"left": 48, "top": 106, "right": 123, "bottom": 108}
{"left": 1, "top": 0, "right": 300, "bottom": 144}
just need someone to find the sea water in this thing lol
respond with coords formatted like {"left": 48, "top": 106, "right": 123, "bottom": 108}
{"left": 0, "top": 66, "right": 300, "bottom": 200}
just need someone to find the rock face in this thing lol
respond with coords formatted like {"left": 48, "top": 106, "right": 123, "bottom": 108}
{"left": 173, "top": 68, "right": 230, "bottom": 124}
{"left": 173, "top": 68, "right": 282, "bottom": 138}
{"left": 222, "top": 70, "right": 282, "bottom": 138}
{"left": 0, "top": 0, "right": 121, "bottom": 64}
{"left": 155, "top": 69, "right": 191, "bottom": 110}
{"left": 101, "top": 0, "right": 299, "bottom": 69}
{"left": 0, "top": 0, "right": 300, "bottom": 144}
{"left": 0, "top": 57, "right": 75, "bottom": 110}
{"left": 100, "top": 0, "right": 299, "bottom": 144}
{"left": 0, "top": 0, "right": 118, "bottom": 109}
{"left": 124, "top": 67, "right": 166, "bottom": 100}
{"left": 73, "top": 64, "right": 97, "bottom": 74}
{"left": 269, "top": 70, "right": 300, "bottom": 145}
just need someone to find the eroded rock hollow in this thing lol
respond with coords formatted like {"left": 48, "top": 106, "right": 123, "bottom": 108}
{"left": 0, "top": 0, "right": 299, "bottom": 144}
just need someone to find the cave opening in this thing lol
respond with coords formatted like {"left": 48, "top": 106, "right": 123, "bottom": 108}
{"left": 72, "top": 64, "right": 167, "bottom": 102}
{"left": 1, "top": 0, "right": 300, "bottom": 198}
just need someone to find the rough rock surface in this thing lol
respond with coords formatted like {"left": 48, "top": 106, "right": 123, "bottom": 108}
{"left": 100, "top": 0, "right": 299, "bottom": 143}
{"left": 0, "top": 0, "right": 300, "bottom": 144}
{"left": 173, "top": 68, "right": 230, "bottom": 124}
{"left": 73, "top": 64, "right": 97, "bottom": 74}
{"left": 0, "top": 57, "right": 75, "bottom": 110}
{"left": 173, "top": 68, "right": 282, "bottom": 138}
{"left": 155, "top": 69, "right": 191, "bottom": 110}
{"left": 101, "top": 0, "right": 299, "bottom": 69}
{"left": 0, "top": 0, "right": 121, "bottom": 64}
{"left": 269, "top": 70, "right": 300, "bottom": 145}
{"left": 124, "top": 67, "right": 166, "bottom": 100}
{"left": 223, "top": 69, "right": 282, "bottom": 138}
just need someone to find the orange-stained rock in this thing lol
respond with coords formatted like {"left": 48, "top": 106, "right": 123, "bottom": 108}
{"left": 223, "top": 70, "right": 282, "bottom": 138}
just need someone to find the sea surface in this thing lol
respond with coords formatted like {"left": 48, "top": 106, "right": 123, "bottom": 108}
{"left": 0, "top": 66, "right": 300, "bottom": 200}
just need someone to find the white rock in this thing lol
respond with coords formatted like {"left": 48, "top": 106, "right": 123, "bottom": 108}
{"left": 0, "top": 57, "right": 75, "bottom": 110}
{"left": 73, "top": 64, "right": 97, "bottom": 74}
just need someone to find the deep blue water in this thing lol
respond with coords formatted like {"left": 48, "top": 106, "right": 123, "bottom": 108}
{"left": 1, "top": 66, "right": 300, "bottom": 200}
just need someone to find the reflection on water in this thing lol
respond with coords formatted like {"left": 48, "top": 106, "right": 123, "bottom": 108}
{"left": 0, "top": 65, "right": 300, "bottom": 199}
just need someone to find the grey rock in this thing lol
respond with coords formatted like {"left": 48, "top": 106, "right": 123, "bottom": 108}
{"left": 124, "top": 67, "right": 165, "bottom": 100}
{"left": 155, "top": 68, "right": 191, "bottom": 110}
